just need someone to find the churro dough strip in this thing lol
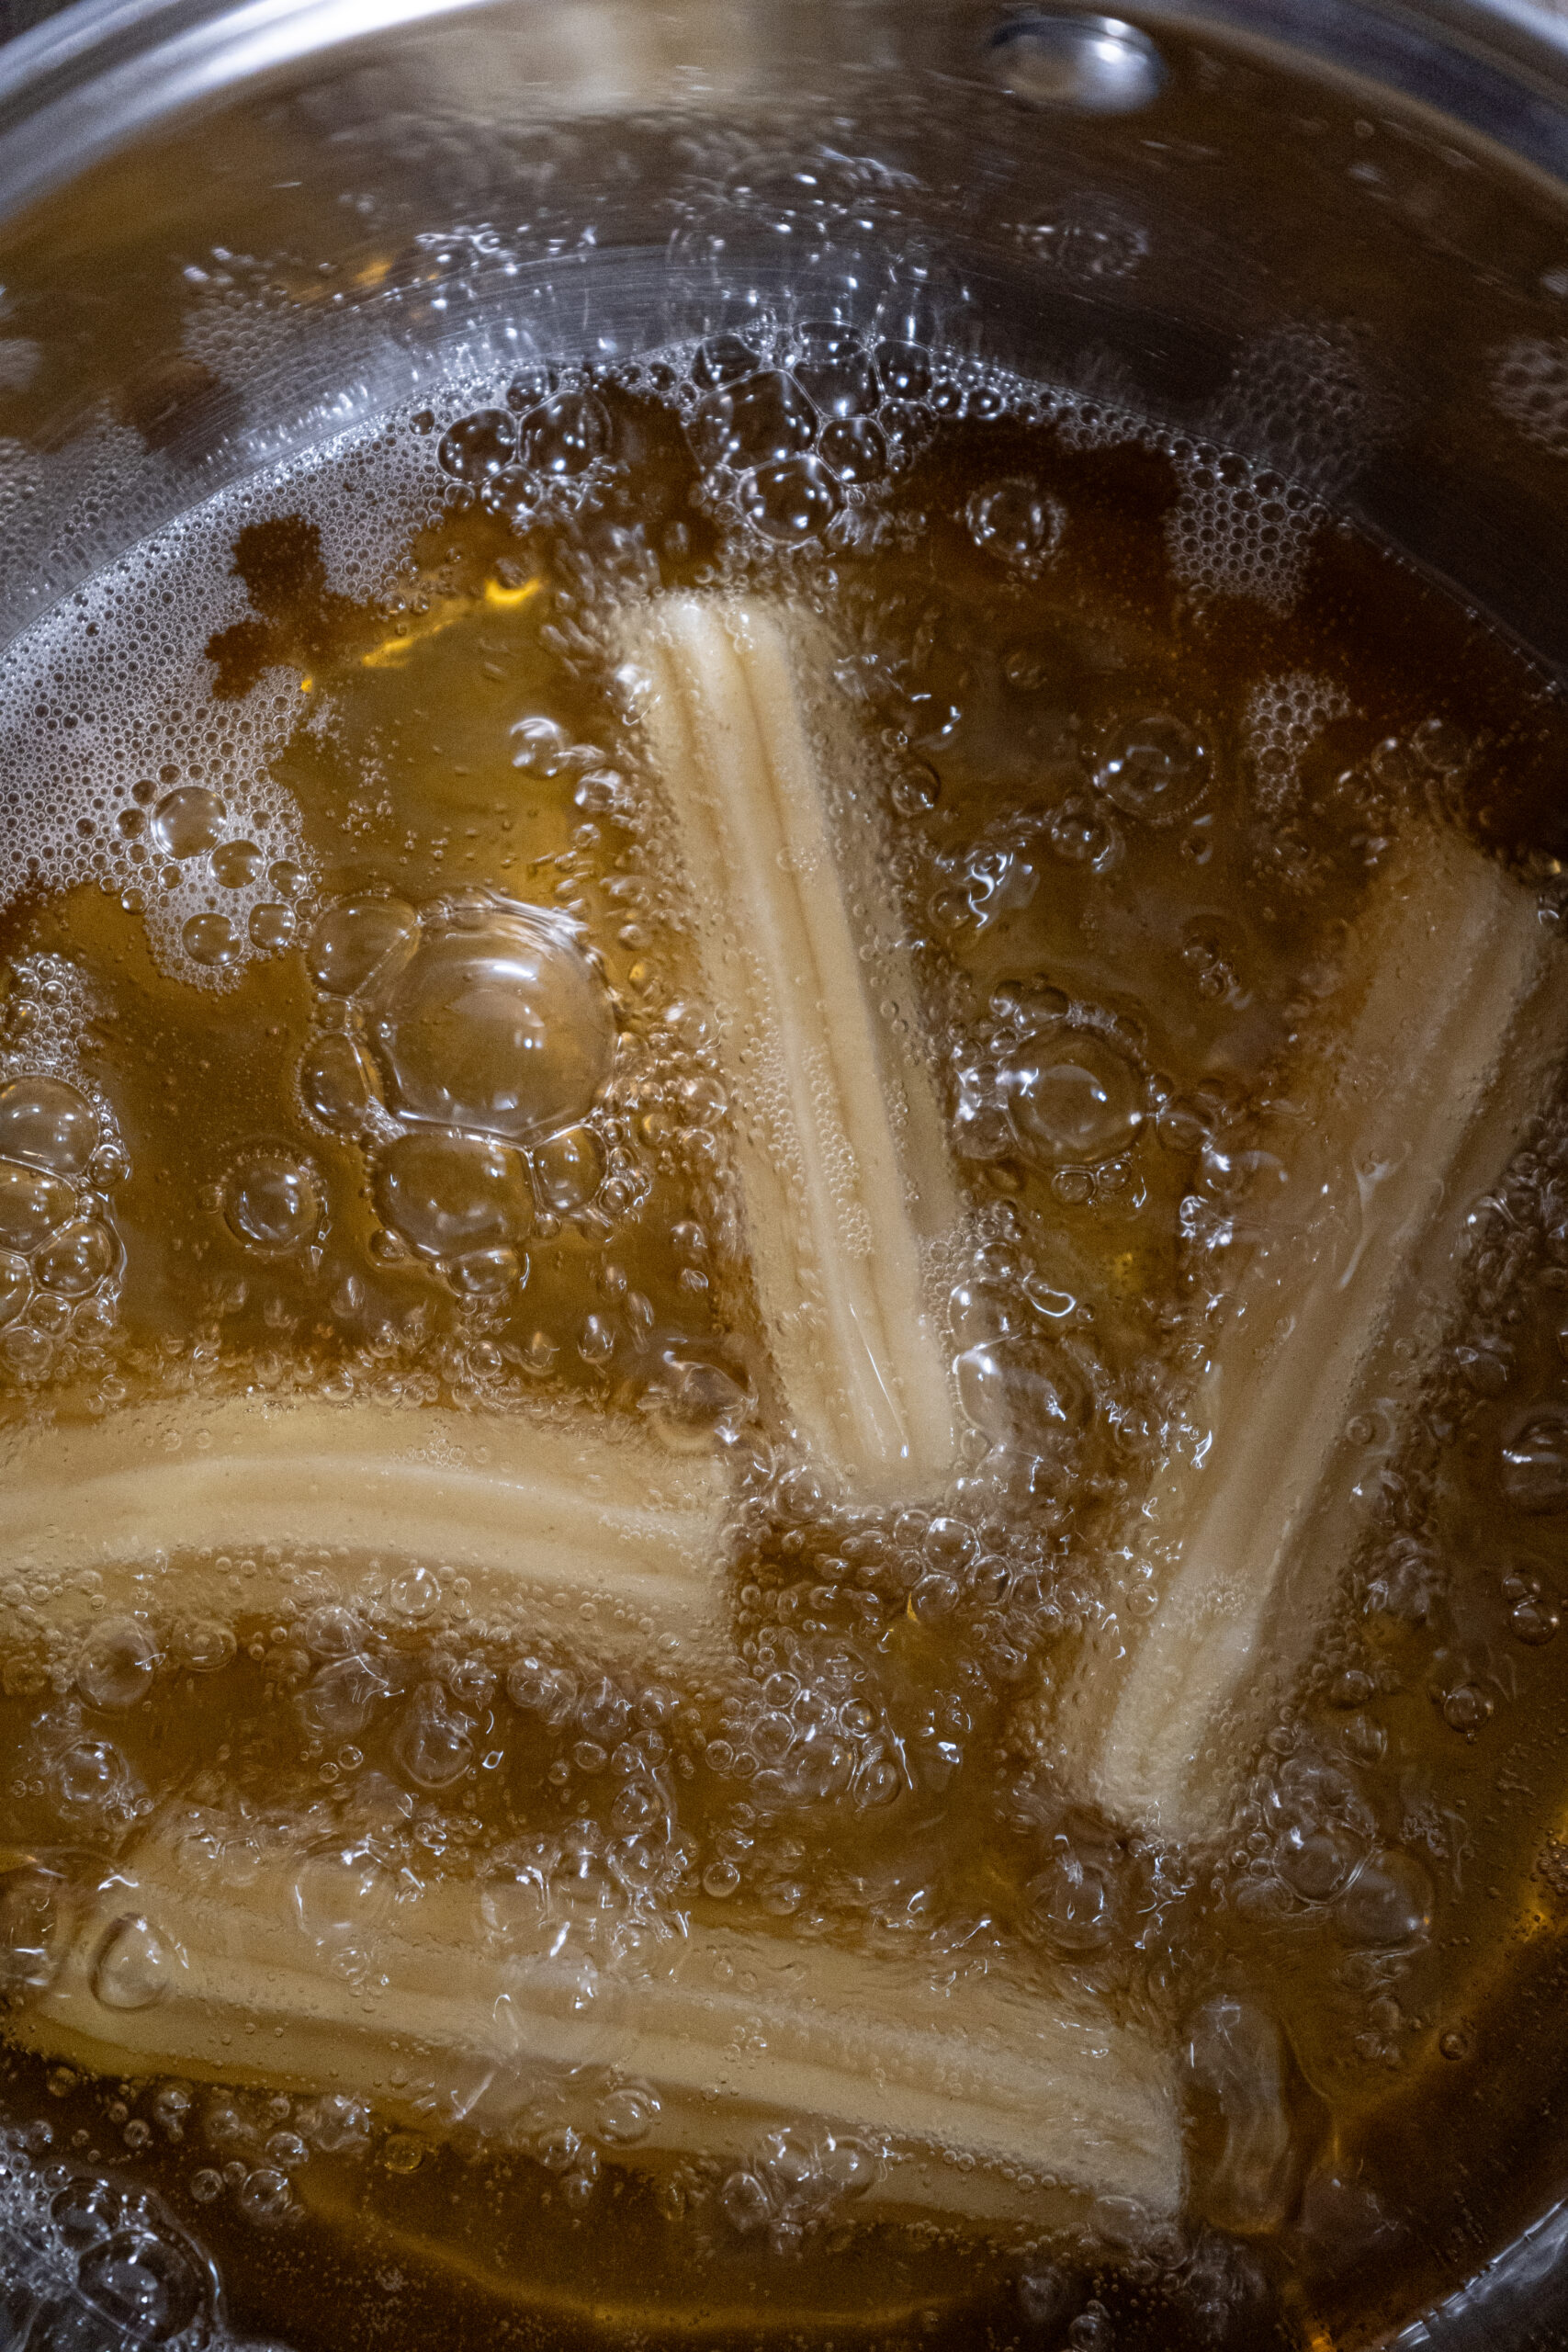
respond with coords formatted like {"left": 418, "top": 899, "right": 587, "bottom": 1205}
{"left": 0, "top": 1396, "right": 729, "bottom": 1668}
{"left": 1059, "top": 827, "right": 1568, "bottom": 1842}
{"left": 626, "top": 596, "right": 961, "bottom": 1495}
{"left": 17, "top": 1824, "right": 1183, "bottom": 2226}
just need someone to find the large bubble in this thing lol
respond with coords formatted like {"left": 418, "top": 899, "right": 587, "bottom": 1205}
{"left": 372, "top": 894, "right": 615, "bottom": 1145}
{"left": 223, "top": 1148, "right": 321, "bottom": 1253}
{"left": 0, "top": 1075, "right": 96, "bottom": 1176}
{"left": 1000, "top": 1028, "right": 1145, "bottom": 1165}
{"left": 374, "top": 1128, "right": 533, "bottom": 1261}
{"left": 306, "top": 896, "right": 419, "bottom": 998}
{"left": 0, "top": 1157, "right": 72, "bottom": 1250}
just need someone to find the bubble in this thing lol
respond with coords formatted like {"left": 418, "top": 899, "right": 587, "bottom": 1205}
{"left": 249, "top": 901, "right": 296, "bottom": 951}
{"left": 293, "top": 1845, "right": 395, "bottom": 1950}
{"left": 693, "top": 334, "right": 759, "bottom": 389}
{"left": 238, "top": 2166, "right": 292, "bottom": 2224}
{"left": 78, "top": 1617, "right": 157, "bottom": 1708}
{"left": 1095, "top": 713, "right": 1210, "bottom": 821}
{"left": 52, "top": 2176, "right": 119, "bottom": 2248}
{"left": 438, "top": 409, "right": 517, "bottom": 480}
{"left": 1501, "top": 1408, "right": 1568, "bottom": 1511}
{"left": 955, "top": 1336, "right": 1084, "bottom": 1448}
{"left": 740, "top": 456, "right": 842, "bottom": 541}
{"left": 507, "top": 1657, "right": 576, "bottom": 1722}
{"left": 78, "top": 2222, "right": 208, "bottom": 2338}
{"left": 0, "top": 1251, "right": 30, "bottom": 1325}
{"left": 509, "top": 716, "right": 571, "bottom": 775}
{"left": 794, "top": 326, "right": 879, "bottom": 418}
{"left": 299, "top": 1031, "right": 381, "bottom": 1130}
{"left": 307, "top": 895, "right": 420, "bottom": 997}
{"left": 0, "top": 1075, "right": 96, "bottom": 1176}
{"left": 1511, "top": 1596, "right": 1560, "bottom": 1645}
{"left": 55, "top": 1735, "right": 134, "bottom": 1813}
{"left": 694, "top": 369, "right": 817, "bottom": 471}
{"left": 534, "top": 1123, "right": 604, "bottom": 1214}
{"left": 92, "top": 1914, "right": 177, "bottom": 2009}
{"left": 1275, "top": 1825, "right": 1360, "bottom": 1903}
{"left": 819, "top": 415, "right": 888, "bottom": 485}
{"left": 2, "top": 1324, "right": 52, "bottom": 1380}
{"left": 151, "top": 786, "right": 226, "bottom": 859}
{"left": 383, "top": 2132, "right": 424, "bottom": 2175}
{"left": 911, "top": 1572, "right": 959, "bottom": 1623}
{"left": 966, "top": 478, "right": 1066, "bottom": 573}
{"left": 597, "top": 2084, "right": 660, "bottom": 2144}
{"left": 640, "top": 1345, "right": 753, "bottom": 1448}
{"left": 875, "top": 340, "right": 932, "bottom": 400}
{"left": 0, "top": 1861, "right": 64, "bottom": 1996}
{"left": 0, "top": 1157, "right": 71, "bottom": 1250}
{"left": 223, "top": 1148, "right": 320, "bottom": 1252}
{"left": 180, "top": 1621, "right": 237, "bottom": 1673}
{"left": 1412, "top": 715, "right": 1469, "bottom": 775}
{"left": 890, "top": 759, "right": 941, "bottom": 818}
{"left": 210, "top": 838, "right": 262, "bottom": 888}
{"left": 35, "top": 1216, "right": 117, "bottom": 1295}
{"left": 182, "top": 912, "right": 240, "bottom": 968}
{"left": 302, "top": 1604, "right": 364, "bottom": 1658}
{"left": 389, "top": 1564, "right": 441, "bottom": 1621}
{"left": 299, "top": 1655, "right": 389, "bottom": 1741}
{"left": 301, "top": 2092, "right": 371, "bottom": 2153}
{"left": 721, "top": 2168, "right": 772, "bottom": 2236}
{"left": 450, "top": 1243, "right": 525, "bottom": 1295}
{"left": 1441, "top": 1683, "right": 1493, "bottom": 1735}
{"left": 1047, "top": 793, "right": 1118, "bottom": 868}
{"left": 1336, "top": 1850, "right": 1433, "bottom": 1948}
{"left": 1001, "top": 1029, "right": 1144, "bottom": 1165}
{"left": 375, "top": 1129, "right": 532, "bottom": 1261}
{"left": 393, "top": 1682, "right": 475, "bottom": 1790}
{"left": 704, "top": 1859, "right": 741, "bottom": 1897}
{"left": 1027, "top": 1845, "right": 1118, "bottom": 1952}
{"left": 373, "top": 895, "right": 615, "bottom": 1144}
{"left": 521, "top": 390, "right": 611, "bottom": 477}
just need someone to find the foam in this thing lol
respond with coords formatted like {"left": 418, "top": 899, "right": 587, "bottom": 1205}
{"left": 1245, "top": 672, "right": 1353, "bottom": 813}
{"left": 1492, "top": 334, "right": 1568, "bottom": 458}
{"left": 1166, "top": 327, "right": 1382, "bottom": 614}
{"left": 0, "top": 311, "right": 1379, "bottom": 1001}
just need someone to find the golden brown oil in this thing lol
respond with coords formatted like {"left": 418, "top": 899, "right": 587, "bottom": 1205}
{"left": 2, "top": 340, "right": 1568, "bottom": 2352}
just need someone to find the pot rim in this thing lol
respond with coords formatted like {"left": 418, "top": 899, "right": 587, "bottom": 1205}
{"left": 0, "top": 0, "right": 1565, "bottom": 220}
{"left": 0, "top": 2, "right": 1565, "bottom": 2346}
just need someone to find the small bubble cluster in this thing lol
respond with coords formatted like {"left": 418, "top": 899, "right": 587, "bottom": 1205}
{"left": 719, "top": 2123, "right": 883, "bottom": 2256}
{"left": 436, "top": 372, "right": 615, "bottom": 530}
{"left": 0, "top": 957, "right": 127, "bottom": 1389}
{"left": 677, "top": 322, "right": 909, "bottom": 546}
{"left": 953, "top": 980, "right": 1152, "bottom": 1196}
{"left": 1166, "top": 327, "right": 1380, "bottom": 612}
{"left": 0, "top": 2131, "right": 227, "bottom": 2348}
{"left": 0, "top": 510, "right": 314, "bottom": 987}
{"left": 1245, "top": 672, "right": 1352, "bottom": 812}
{"left": 1492, "top": 334, "right": 1568, "bottom": 457}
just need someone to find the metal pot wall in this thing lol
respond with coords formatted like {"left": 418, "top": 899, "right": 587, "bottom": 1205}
{"left": 0, "top": 2, "right": 1566, "bottom": 2345}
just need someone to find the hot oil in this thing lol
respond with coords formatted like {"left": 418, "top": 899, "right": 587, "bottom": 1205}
{"left": 1, "top": 334, "right": 1568, "bottom": 2350}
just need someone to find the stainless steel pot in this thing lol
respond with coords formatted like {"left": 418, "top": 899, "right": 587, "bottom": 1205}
{"left": 0, "top": 1, "right": 1567, "bottom": 2344}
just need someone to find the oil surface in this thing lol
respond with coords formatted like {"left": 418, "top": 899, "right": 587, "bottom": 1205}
{"left": 1, "top": 326, "right": 1568, "bottom": 2352}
